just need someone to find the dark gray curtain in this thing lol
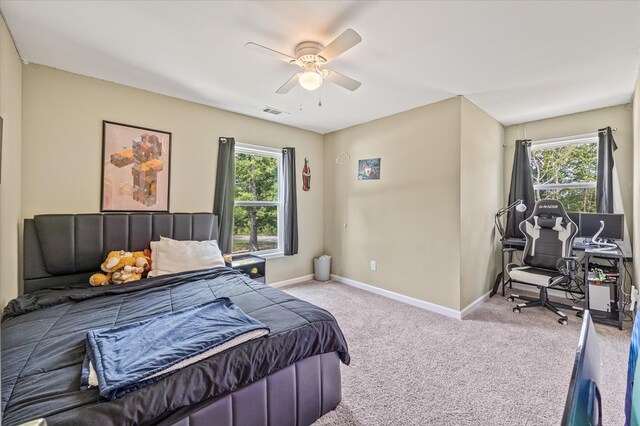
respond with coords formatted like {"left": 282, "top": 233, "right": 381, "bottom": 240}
{"left": 282, "top": 147, "right": 298, "bottom": 256}
{"left": 596, "top": 127, "right": 617, "bottom": 214}
{"left": 213, "top": 137, "right": 235, "bottom": 253}
{"left": 506, "top": 139, "right": 535, "bottom": 239}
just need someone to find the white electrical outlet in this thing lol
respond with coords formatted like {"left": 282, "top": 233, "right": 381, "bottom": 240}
{"left": 370, "top": 260, "right": 377, "bottom": 271}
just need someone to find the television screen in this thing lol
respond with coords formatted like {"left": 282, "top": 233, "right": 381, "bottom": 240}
{"left": 562, "top": 310, "right": 602, "bottom": 425}
{"left": 625, "top": 307, "right": 640, "bottom": 425}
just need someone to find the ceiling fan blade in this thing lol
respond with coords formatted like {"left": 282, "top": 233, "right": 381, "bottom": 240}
{"left": 276, "top": 73, "right": 302, "bottom": 94}
{"left": 245, "top": 42, "right": 297, "bottom": 64}
{"left": 323, "top": 69, "right": 361, "bottom": 91}
{"left": 317, "top": 29, "right": 362, "bottom": 63}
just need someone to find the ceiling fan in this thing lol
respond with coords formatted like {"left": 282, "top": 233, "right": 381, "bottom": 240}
{"left": 245, "top": 29, "right": 362, "bottom": 94}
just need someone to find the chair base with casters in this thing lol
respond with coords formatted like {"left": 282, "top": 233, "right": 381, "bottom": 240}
{"left": 507, "top": 287, "right": 583, "bottom": 325}
{"left": 506, "top": 262, "right": 583, "bottom": 325}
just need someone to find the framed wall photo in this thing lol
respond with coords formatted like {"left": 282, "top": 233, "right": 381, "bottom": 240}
{"left": 358, "top": 158, "right": 381, "bottom": 180}
{"left": 101, "top": 121, "right": 171, "bottom": 212}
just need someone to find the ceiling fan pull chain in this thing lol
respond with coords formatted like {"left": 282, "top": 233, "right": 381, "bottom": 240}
{"left": 318, "top": 88, "right": 322, "bottom": 107}
{"left": 299, "top": 85, "right": 303, "bottom": 111}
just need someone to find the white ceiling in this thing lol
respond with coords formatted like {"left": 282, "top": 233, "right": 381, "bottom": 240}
{"left": 2, "top": 1, "right": 640, "bottom": 134}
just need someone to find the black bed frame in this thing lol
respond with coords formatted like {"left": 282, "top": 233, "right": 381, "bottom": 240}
{"left": 22, "top": 213, "right": 342, "bottom": 425}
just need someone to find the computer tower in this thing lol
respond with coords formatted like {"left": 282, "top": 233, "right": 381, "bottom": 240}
{"left": 588, "top": 284, "right": 611, "bottom": 312}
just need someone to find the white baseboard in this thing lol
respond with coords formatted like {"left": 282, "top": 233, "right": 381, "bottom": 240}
{"left": 269, "top": 274, "right": 314, "bottom": 288}
{"left": 331, "top": 274, "right": 465, "bottom": 320}
{"left": 460, "top": 291, "right": 491, "bottom": 318}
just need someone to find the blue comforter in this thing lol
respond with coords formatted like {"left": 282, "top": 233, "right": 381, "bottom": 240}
{"left": 83, "top": 297, "right": 269, "bottom": 400}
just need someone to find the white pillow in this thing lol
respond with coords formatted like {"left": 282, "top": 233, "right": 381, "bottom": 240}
{"left": 148, "top": 237, "right": 225, "bottom": 277}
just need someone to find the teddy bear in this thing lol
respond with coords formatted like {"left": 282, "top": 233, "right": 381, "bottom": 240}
{"left": 89, "top": 249, "right": 151, "bottom": 286}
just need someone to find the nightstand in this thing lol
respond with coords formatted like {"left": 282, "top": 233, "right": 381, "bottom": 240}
{"left": 226, "top": 254, "right": 266, "bottom": 283}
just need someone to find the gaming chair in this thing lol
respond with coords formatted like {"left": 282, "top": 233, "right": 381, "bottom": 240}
{"left": 507, "top": 199, "right": 582, "bottom": 325}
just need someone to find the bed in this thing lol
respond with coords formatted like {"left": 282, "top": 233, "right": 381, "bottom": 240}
{"left": 2, "top": 213, "right": 349, "bottom": 426}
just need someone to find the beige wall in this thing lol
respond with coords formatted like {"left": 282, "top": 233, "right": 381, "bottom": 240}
{"left": 325, "top": 97, "right": 461, "bottom": 311}
{"left": 504, "top": 105, "right": 634, "bottom": 236}
{"left": 0, "top": 15, "right": 22, "bottom": 306}
{"left": 324, "top": 97, "right": 504, "bottom": 312}
{"left": 21, "top": 65, "right": 324, "bottom": 285}
{"left": 634, "top": 74, "right": 640, "bottom": 283}
{"left": 460, "top": 98, "right": 504, "bottom": 308}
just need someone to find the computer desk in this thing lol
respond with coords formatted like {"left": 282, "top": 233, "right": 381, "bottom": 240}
{"left": 583, "top": 247, "right": 625, "bottom": 329}
{"left": 490, "top": 237, "right": 609, "bottom": 298}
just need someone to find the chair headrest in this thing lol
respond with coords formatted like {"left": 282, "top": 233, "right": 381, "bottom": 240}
{"left": 535, "top": 216, "right": 562, "bottom": 230}
{"left": 529, "top": 199, "right": 573, "bottom": 225}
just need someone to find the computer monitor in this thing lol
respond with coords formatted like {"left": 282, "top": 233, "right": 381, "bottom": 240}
{"left": 567, "top": 212, "right": 580, "bottom": 227}
{"left": 579, "top": 213, "right": 624, "bottom": 241}
{"left": 562, "top": 310, "right": 602, "bottom": 425}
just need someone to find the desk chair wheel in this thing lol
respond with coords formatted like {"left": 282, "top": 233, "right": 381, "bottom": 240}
{"left": 507, "top": 296, "right": 515, "bottom": 302}
{"left": 513, "top": 306, "right": 521, "bottom": 314}
{"left": 558, "top": 318, "right": 568, "bottom": 325}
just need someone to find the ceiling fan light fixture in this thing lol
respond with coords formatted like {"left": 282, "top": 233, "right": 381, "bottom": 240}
{"left": 246, "top": 29, "right": 362, "bottom": 94}
{"left": 299, "top": 64, "right": 323, "bottom": 91}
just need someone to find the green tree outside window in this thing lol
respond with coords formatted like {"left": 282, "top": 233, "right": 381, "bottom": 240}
{"left": 530, "top": 142, "right": 597, "bottom": 213}
{"left": 233, "top": 152, "right": 279, "bottom": 253}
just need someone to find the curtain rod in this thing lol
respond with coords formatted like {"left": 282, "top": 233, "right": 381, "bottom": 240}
{"left": 502, "top": 128, "right": 616, "bottom": 148}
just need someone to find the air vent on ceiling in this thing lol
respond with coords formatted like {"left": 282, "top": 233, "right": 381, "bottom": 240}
{"left": 262, "top": 106, "right": 289, "bottom": 116}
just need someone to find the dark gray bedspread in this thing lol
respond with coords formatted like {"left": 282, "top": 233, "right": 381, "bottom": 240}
{"left": 1, "top": 268, "right": 349, "bottom": 426}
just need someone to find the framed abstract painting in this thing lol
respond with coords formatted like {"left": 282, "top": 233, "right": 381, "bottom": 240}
{"left": 101, "top": 121, "right": 172, "bottom": 212}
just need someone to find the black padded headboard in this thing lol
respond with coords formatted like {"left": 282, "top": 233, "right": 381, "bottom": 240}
{"left": 23, "top": 213, "right": 219, "bottom": 294}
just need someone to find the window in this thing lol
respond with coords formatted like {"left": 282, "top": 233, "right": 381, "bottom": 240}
{"left": 233, "top": 144, "right": 283, "bottom": 255}
{"left": 530, "top": 136, "right": 598, "bottom": 212}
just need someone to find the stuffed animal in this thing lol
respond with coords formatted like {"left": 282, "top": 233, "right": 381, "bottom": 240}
{"left": 89, "top": 250, "right": 151, "bottom": 286}
{"left": 89, "top": 273, "right": 110, "bottom": 287}
{"left": 102, "top": 250, "right": 136, "bottom": 272}
{"left": 111, "top": 250, "right": 152, "bottom": 285}
{"left": 133, "top": 249, "right": 152, "bottom": 273}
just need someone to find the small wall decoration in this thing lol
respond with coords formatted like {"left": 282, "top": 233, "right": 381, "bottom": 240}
{"left": 101, "top": 121, "right": 171, "bottom": 212}
{"left": 302, "top": 157, "right": 311, "bottom": 191}
{"left": 358, "top": 158, "right": 381, "bottom": 180}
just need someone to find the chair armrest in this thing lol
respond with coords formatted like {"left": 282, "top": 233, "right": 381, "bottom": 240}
{"left": 502, "top": 248, "right": 518, "bottom": 263}
{"left": 556, "top": 256, "right": 580, "bottom": 276}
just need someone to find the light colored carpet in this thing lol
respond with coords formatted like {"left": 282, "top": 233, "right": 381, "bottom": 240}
{"left": 283, "top": 280, "right": 631, "bottom": 426}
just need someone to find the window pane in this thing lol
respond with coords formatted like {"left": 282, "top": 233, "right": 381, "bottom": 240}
{"left": 536, "top": 187, "right": 596, "bottom": 213}
{"left": 235, "top": 152, "right": 278, "bottom": 202}
{"left": 530, "top": 143, "right": 597, "bottom": 186}
{"left": 233, "top": 205, "right": 278, "bottom": 253}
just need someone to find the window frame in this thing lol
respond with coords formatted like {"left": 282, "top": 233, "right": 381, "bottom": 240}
{"left": 234, "top": 143, "right": 284, "bottom": 258}
{"left": 529, "top": 136, "right": 598, "bottom": 209}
